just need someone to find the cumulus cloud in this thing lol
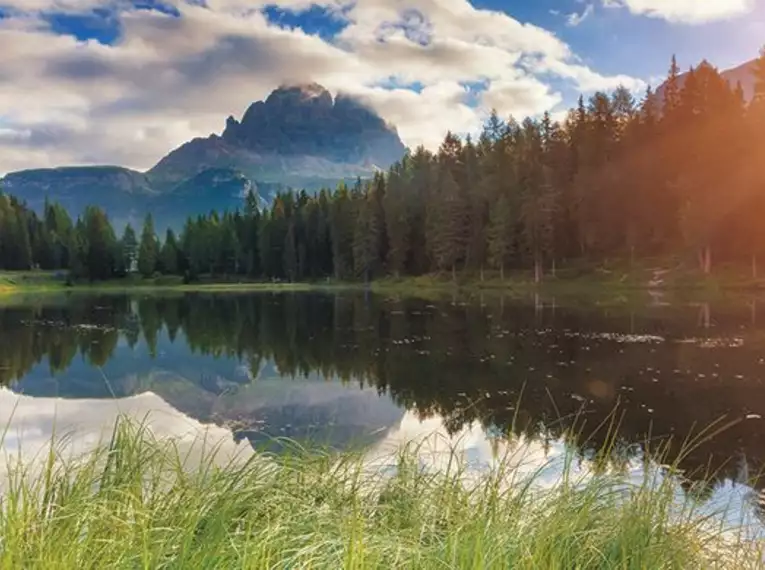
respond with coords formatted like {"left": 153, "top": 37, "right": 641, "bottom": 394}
{"left": 603, "top": 0, "right": 754, "bottom": 23}
{"left": 0, "top": 0, "right": 646, "bottom": 173}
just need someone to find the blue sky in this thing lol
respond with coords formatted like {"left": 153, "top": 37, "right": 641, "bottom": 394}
{"left": 476, "top": 0, "right": 764, "bottom": 78}
{"left": 43, "top": 1, "right": 765, "bottom": 83}
{"left": 0, "top": 0, "right": 762, "bottom": 173}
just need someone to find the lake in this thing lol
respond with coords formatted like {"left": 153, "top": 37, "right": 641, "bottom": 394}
{"left": 2, "top": 290, "right": 765, "bottom": 527}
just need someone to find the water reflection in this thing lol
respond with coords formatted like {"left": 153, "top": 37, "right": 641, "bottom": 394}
{"left": 2, "top": 291, "right": 765, "bottom": 504}
{"left": 0, "top": 387, "right": 253, "bottom": 494}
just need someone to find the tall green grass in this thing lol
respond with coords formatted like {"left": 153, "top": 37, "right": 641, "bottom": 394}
{"left": 0, "top": 419, "right": 761, "bottom": 569}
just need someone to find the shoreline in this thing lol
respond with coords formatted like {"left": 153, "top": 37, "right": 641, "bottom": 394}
{"left": 3, "top": 265, "right": 765, "bottom": 302}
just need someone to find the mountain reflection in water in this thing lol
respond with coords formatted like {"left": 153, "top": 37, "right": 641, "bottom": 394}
{"left": 1, "top": 291, "right": 765, "bottom": 513}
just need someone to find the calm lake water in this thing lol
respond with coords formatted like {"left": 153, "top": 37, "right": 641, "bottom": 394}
{"left": 3, "top": 291, "right": 765, "bottom": 527}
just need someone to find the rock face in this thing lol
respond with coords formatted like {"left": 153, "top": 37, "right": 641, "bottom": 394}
{"left": 148, "top": 83, "right": 406, "bottom": 190}
{"left": 1, "top": 83, "right": 407, "bottom": 231}
{"left": 222, "top": 83, "right": 404, "bottom": 165}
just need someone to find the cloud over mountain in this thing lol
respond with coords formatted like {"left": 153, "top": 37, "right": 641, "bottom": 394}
{"left": 0, "top": 0, "right": 653, "bottom": 174}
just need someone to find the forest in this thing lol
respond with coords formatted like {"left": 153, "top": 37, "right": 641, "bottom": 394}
{"left": 1, "top": 51, "right": 765, "bottom": 282}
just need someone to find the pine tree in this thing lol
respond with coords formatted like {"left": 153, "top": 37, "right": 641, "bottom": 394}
{"left": 487, "top": 195, "right": 513, "bottom": 281}
{"left": 161, "top": 228, "right": 179, "bottom": 275}
{"left": 242, "top": 192, "right": 261, "bottom": 276}
{"left": 44, "top": 201, "right": 74, "bottom": 269}
{"left": 426, "top": 168, "right": 468, "bottom": 281}
{"left": 219, "top": 214, "right": 239, "bottom": 275}
{"left": 283, "top": 222, "right": 297, "bottom": 282}
{"left": 751, "top": 46, "right": 765, "bottom": 123}
{"left": 521, "top": 167, "right": 556, "bottom": 284}
{"left": 137, "top": 214, "right": 159, "bottom": 278}
{"left": 329, "top": 185, "right": 355, "bottom": 280}
{"left": 120, "top": 224, "right": 138, "bottom": 274}
{"left": 79, "top": 206, "right": 117, "bottom": 280}
{"left": 353, "top": 191, "right": 382, "bottom": 282}
{"left": 383, "top": 165, "right": 410, "bottom": 277}
{"left": 664, "top": 54, "right": 682, "bottom": 116}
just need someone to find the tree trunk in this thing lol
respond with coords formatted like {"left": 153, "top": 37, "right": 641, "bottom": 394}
{"left": 705, "top": 246, "right": 712, "bottom": 275}
{"left": 551, "top": 258, "right": 557, "bottom": 278}
{"left": 451, "top": 263, "right": 456, "bottom": 284}
{"left": 698, "top": 303, "right": 710, "bottom": 329}
{"left": 751, "top": 300, "right": 757, "bottom": 326}
{"left": 697, "top": 247, "right": 711, "bottom": 275}
{"left": 480, "top": 265, "right": 485, "bottom": 282}
{"left": 534, "top": 253, "right": 542, "bottom": 285}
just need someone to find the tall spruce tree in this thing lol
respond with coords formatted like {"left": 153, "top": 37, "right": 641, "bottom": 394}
{"left": 137, "top": 214, "right": 159, "bottom": 278}
{"left": 119, "top": 224, "right": 138, "bottom": 274}
{"left": 487, "top": 195, "right": 513, "bottom": 281}
{"left": 160, "top": 228, "right": 179, "bottom": 275}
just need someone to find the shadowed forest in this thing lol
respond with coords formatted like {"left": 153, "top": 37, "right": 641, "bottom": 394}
{"left": 1, "top": 53, "right": 765, "bottom": 283}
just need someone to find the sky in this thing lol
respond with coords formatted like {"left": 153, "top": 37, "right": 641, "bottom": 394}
{"left": 0, "top": 0, "right": 763, "bottom": 174}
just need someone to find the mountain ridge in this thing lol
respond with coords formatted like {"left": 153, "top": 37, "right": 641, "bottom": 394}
{"left": 0, "top": 83, "right": 407, "bottom": 230}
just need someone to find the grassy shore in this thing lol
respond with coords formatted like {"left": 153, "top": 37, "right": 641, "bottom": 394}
{"left": 1, "top": 421, "right": 760, "bottom": 569}
{"left": 3, "top": 258, "right": 765, "bottom": 302}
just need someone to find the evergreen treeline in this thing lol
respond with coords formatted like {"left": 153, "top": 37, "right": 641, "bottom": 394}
{"left": 2, "top": 52, "right": 765, "bottom": 281}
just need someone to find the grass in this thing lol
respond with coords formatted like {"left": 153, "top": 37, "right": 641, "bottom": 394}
{"left": 0, "top": 419, "right": 762, "bottom": 569}
{"left": 5, "top": 256, "right": 765, "bottom": 303}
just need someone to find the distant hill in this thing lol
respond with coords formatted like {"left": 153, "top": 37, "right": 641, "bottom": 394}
{"left": 0, "top": 83, "right": 407, "bottom": 231}
{"left": 655, "top": 58, "right": 758, "bottom": 103}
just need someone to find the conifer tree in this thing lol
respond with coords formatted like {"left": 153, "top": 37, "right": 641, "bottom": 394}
{"left": 79, "top": 206, "right": 117, "bottom": 280}
{"left": 353, "top": 191, "right": 382, "bottom": 282}
{"left": 283, "top": 222, "right": 298, "bottom": 282}
{"left": 137, "top": 214, "right": 159, "bottom": 278}
{"left": 119, "top": 224, "right": 138, "bottom": 274}
{"left": 427, "top": 168, "right": 468, "bottom": 282}
{"left": 487, "top": 195, "right": 513, "bottom": 281}
{"left": 329, "top": 185, "right": 355, "bottom": 280}
{"left": 161, "top": 228, "right": 179, "bottom": 275}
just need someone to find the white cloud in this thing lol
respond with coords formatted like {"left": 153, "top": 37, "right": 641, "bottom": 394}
{"left": 0, "top": 0, "right": 646, "bottom": 173}
{"left": 603, "top": 0, "right": 754, "bottom": 23}
{"left": 567, "top": 3, "right": 594, "bottom": 26}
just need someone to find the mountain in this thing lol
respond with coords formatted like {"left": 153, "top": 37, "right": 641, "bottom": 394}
{"left": 148, "top": 82, "right": 405, "bottom": 189}
{"left": 655, "top": 58, "right": 757, "bottom": 103}
{"left": 719, "top": 59, "right": 757, "bottom": 101}
{"left": 0, "top": 83, "right": 406, "bottom": 231}
{"left": 1, "top": 164, "right": 267, "bottom": 231}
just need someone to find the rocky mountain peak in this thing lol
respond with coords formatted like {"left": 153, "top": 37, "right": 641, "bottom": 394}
{"left": 219, "top": 83, "right": 405, "bottom": 165}
{"left": 266, "top": 82, "right": 334, "bottom": 107}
